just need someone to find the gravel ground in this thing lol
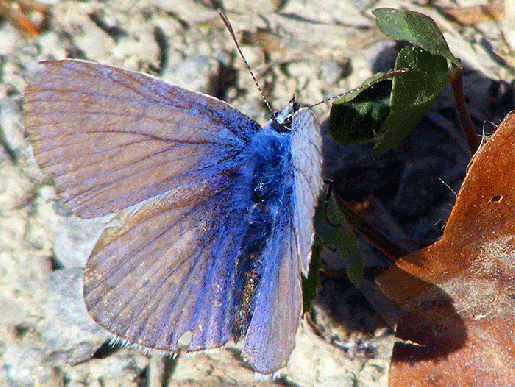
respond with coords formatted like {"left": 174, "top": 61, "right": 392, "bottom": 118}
{"left": 1, "top": 0, "right": 513, "bottom": 386}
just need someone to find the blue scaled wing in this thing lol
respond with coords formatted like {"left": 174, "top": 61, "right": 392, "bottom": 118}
{"left": 84, "top": 173, "right": 254, "bottom": 352}
{"left": 291, "top": 109, "right": 323, "bottom": 274}
{"left": 24, "top": 59, "right": 260, "bottom": 350}
{"left": 24, "top": 60, "right": 259, "bottom": 218}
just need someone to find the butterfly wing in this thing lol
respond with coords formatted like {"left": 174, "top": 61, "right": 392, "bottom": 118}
{"left": 242, "top": 207, "right": 303, "bottom": 374}
{"left": 24, "top": 60, "right": 260, "bottom": 218}
{"left": 24, "top": 59, "right": 261, "bottom": 349}
{"left": 83, "top": 171, "right": 254, "bottom": 351}
{"left": 291, "top": 109, "right": 323, "bottom": 273}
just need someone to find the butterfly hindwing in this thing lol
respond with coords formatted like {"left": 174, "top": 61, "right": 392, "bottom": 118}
{"left": 242, "top": 205, "right": 302, "bottom": 374}
{"left": 84, "top": 164, "right": 254, "bottom": 350}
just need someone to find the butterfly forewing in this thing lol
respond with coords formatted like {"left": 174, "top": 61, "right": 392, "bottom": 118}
{"left": 24, "top": 60, "right": 260, "bottom": 218}
{"left": 291, "top": 109, "right": 323, "bottom": 274}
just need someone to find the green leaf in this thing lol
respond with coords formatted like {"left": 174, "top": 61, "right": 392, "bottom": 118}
{"left": 328, "top": 79, "right": 392, "bottom": 145}
{"left": 373, "top": 8, "right": 460, "bottom": 66}
{"left": 314, "top": 192, "right": 364, "bottom": 287}
{"left": 374, "top": 46, "right": 449, "bottom": 155}
{"left": 332, "top": 71, "right": 399, "bottom": 105}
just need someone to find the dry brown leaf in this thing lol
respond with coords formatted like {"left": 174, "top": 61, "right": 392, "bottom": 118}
{"left": 377, "top": 112, "right": 515, "bottom": 386}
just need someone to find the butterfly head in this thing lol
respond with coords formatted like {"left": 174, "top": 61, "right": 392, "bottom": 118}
{"left": 270, "top": 95, "right": 299, "bottom": 133}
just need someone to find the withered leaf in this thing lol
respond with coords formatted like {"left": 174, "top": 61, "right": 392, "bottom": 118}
{"left": 377, "top": 112, "right": 515, "bottom": 386}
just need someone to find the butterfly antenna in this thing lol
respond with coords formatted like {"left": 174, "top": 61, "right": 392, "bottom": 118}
{"left": 219, "top": 10, "right": 274, "bottom": 115}
{"left": 310, "top": 68, "right": 408, "bottom": 108}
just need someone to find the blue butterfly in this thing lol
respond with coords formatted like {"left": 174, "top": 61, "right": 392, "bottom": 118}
{"left": 24, "top": 59, "right": 323, "bottom": 374}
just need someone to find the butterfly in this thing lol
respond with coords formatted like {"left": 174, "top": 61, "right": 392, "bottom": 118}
{"left": 23, "top": 59, "right": 323, "bottom": 374}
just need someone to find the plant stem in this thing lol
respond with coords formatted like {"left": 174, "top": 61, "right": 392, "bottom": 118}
{"left": 451, "top": 67, "right": 480, "bottom": 154}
